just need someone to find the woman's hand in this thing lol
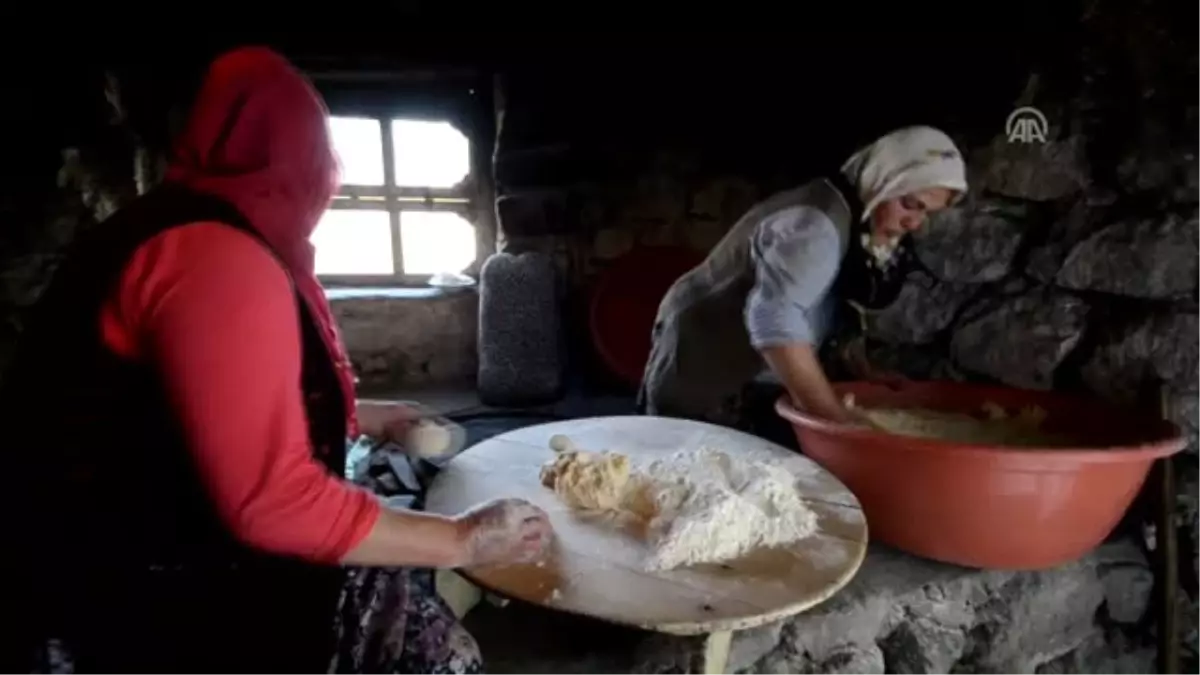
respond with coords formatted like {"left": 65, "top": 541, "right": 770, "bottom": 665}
{"left": 453, "top": 498, "right": 553, "bottom": 567}
{"left": 356, "top": 400, "right": 422, "bottom": 443}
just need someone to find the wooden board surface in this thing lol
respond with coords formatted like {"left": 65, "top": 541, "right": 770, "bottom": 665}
{"left": 426, "top": 416, "right": 868, "bottom": 636}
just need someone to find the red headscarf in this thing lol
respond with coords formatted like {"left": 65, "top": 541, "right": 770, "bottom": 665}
{"left": 164, "top": 46, "right": 359, "bottom": 436}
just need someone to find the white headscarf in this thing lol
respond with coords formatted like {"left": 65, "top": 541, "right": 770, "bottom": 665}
{"left": 840, "top": 126, "right": 968, "bottom": 221}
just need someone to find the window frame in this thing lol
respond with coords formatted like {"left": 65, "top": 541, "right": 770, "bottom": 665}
{"left": 318, "top": 115, "right": 477, "bottom": 288}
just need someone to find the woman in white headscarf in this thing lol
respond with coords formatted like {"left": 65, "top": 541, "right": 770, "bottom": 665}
{"left": 638, "top": 126, "right": 967, "bottom": 435}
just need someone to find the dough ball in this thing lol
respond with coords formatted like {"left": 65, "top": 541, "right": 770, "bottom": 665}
{"left": 539, "top": 450, "right": 630, "bottom": 511}
{"left": 548, "top": 434, "right": 576, "bottom": 453}
{"left": 405, "top": 420, "right": 453, "bottom": 458}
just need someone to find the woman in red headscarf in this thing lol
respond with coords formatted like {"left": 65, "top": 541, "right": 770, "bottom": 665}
{"left": 1, "top": 47, "right": 550, "bottom": 673}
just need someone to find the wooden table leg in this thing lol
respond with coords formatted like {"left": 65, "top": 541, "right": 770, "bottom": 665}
{"left": 1155, "top": 386, "right": 1180, "bottom": 674}
{"left": 1155, "top": 456, "right": 1180, "bottom": 674}
{"left": 702, "top": 630, "right": 733, "bottom": 674}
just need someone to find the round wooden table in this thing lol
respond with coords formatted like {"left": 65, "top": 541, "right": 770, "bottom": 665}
{"left": 426, "top": 415, "right": 868, "bottom": 673}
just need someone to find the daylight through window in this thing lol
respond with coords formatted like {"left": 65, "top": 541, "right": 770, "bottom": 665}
{"left": 311, "top": 116, "right": 476, "bottom": 279}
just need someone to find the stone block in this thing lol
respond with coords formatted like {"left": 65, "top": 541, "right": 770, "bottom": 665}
{"left": 724, "top": 541, "right": 1149, "bottom": 674}
{"left": 1167, "top": 390, "right": 1200, "bottom": 454}
{"left": 879, "top": 619, "right": 967, "bottom": 673}
{"left": 915, "top": 198, "right": 1028, "bottom": 283}
{"left": 950, "top": 286, "right": 1090, "bottom": 389}
{"left": 864, "top": 342, "right": 968, "bottom": 383}
{"left": 1080, "top": 311, "right": 1200, "bottom": 403}
{"left": 865, "top": 269, "right": 977, "bottom": 345}
{"left": 1057, "top": 207, "right": 1199, "bottom": 300}
{"left": 1180, "top": 457, "right": 1198, "bottom": 670}
{"left": 1115, "top": 115, "right": 1200, "bottom": 204}
{"left": 1034, "top": 632, "right": 1155, "bottom": 674}
{"left": 1025, "top": 195, "right": 1114, "bottom": 284}
{"left": 969, "top": 134, "right": 1090, "bottom": 202}
{"left": 1097, "top": 562, "right": 1154, "bottom": 624}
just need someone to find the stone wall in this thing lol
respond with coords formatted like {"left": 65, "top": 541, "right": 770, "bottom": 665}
{"left": 330, "top": 290, "right": 478, "bottom": 393}
{"left": 495, "top": 150, "right": 763, "bottom": 274}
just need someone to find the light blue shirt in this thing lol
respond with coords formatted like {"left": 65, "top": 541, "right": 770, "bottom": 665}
{"left": 744, "top": 205, "right": 843, "bottom": 349}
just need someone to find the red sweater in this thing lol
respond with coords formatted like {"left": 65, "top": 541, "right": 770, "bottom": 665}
{"left": 99, "top": 221, "right": 380, "bottom": 563}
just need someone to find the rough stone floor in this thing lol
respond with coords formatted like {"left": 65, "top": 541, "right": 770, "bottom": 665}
{"left": 463, "top": 540, "right": 1158, "bottom": 674}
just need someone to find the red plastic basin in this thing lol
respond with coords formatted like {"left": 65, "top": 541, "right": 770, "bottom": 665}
{"left": 588, "top": 246, "right": 704, "bottom": 386}
{"left": 776, "top": 381, "right": 1186, "bottom": 570}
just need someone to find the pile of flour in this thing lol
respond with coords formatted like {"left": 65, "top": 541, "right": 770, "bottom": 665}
{"left": 639, "top": 448, "right": 818, "bottom": 571}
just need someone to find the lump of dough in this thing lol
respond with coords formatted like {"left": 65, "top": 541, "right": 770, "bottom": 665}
{"left": 548, "top": 434, "right": 576, "bottom": 453}
{"left": 405, "top": 420, "right": 453, "bottom": 458}
{"left": 854, "top": 402, "right": 1061, "bottom": 446}
{"left": 539, "top": 450, "right": 631, "bottom": 511}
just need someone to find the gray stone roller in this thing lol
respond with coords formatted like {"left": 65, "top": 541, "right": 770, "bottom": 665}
{"left": 476, "top": 251, "right": 565, "bottom": 406}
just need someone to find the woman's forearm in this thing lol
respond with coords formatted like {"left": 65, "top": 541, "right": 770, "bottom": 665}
{"left": 761, "top": 343, "right": 851, "bottom": 423}
{"left": 340, "top": 507, "right": 469, "bottom": 568}
{"left": 340, "top": 498, "right": 553, "bottom": 570}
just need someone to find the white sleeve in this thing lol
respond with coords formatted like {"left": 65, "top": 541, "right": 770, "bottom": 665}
{"left": 744, "top": 205, "right": 842, "bottom": 349}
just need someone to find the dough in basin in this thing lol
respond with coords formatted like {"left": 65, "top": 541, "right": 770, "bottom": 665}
{"left": 844, "top": 394, "right": 1063, "bottom": 447}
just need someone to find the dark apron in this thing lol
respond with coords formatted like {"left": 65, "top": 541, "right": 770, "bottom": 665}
{"left": 1, "top": 186, "right": 348, "bottom": 673}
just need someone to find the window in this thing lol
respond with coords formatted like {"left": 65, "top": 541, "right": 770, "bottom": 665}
{"left": 312, "top": 116, "right": 477, "bottom": 281}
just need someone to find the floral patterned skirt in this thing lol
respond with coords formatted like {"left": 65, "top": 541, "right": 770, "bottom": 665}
{"left": 331, "top": 443, "right": 484, "bottom": 673}
{"left": 330, "top": 566, "right": 482, "bottom": 674}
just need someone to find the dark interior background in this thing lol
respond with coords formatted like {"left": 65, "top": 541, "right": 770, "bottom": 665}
{"left": 8, "top": 8, "right": 1094, "bottom": 191}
